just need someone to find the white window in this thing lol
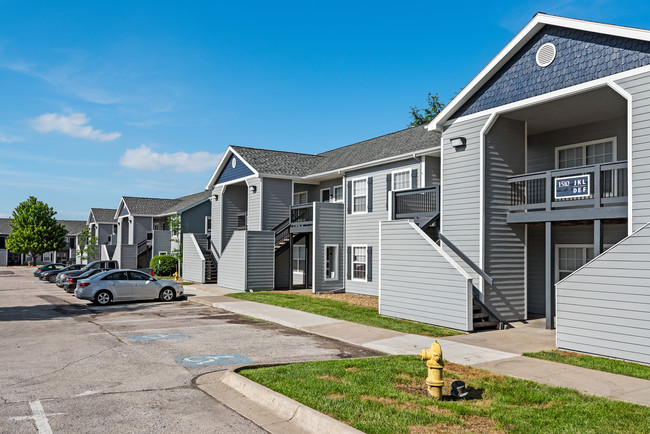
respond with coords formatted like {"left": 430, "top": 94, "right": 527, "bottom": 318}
{"left": 392, "top": 169, "right": 412, "bottom": 191}
{"left": 293, "top": 191, "right": 308, "bottom": 205}
{"left": 324, "top": 245, "right": 338, "bottom": 280}
{"left": 555, "top": 245, "right": 594, "bottom": 281}
{"left": 352, "top": 178, "right": 367, "bottom": 213}
{"left": 556, "top": 138, "right": 616, "bottom": 169}
{"left": 332, "top": 185, "right": 343, "bottom": 202}
{"left": 293, "top": 245, "right": 306, "bottom": 273}
{"left": 352, "top": 246, "right": 367, "bottom": 280}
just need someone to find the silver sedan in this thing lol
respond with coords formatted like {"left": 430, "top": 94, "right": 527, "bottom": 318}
{"left": 75, "top": 269, "right": 184, "bottom": 305}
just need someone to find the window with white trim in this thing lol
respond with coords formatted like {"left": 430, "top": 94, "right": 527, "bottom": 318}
{"left": 324, "top": 245, "right": 338, "bottom": 280}
{"left": 321, "top": 188, "right": 330, "bottom": 203}
{"left": 352, "top": 179, "right": 367, "bottom": 213}
{"left": 352, "top": 246, "right": 367, "bottom": 280}
{"left": 392, "top": 169, "right": 411, "bottom": 191}
{"left": 556, "top": 245, "right": 594, "bottom": 281}
{"left": 333, "top": 185, "right": 343, "bottom": 202}
{"left": 293, "top": 245, "right": 306, "bottom": 273}
{"left": 556, "top": 138, "right": 616, "bottom": 169}
{"left": 293, "top": 191, "right": 308, "bottom": 205}
{"left": 205, "top": 216, "right": 212, "bottom": 234}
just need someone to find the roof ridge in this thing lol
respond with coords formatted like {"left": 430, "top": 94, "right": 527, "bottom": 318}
{"left": 316, "top": 125, "right": 425, "bottom": 156}
{"left": 232, "top": 145, "right": 323, "bottom": 158}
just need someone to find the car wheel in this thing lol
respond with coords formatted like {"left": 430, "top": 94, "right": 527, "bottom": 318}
{"left": 48, "top": 274, "right": 57, "bottom": 283}
{"left": 95, "top": 290, "right": 112, "bottom": 306}
{"left": 159, "top": 287, "right": 176, "bottom": 302}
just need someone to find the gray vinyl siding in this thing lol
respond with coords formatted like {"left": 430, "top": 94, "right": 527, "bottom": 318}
{"left": 247, "top": 178, "right": 262, "bottom": 230}
{"left": 182, "top": 233, "right": 205, "bottom": 283}
{"left": 218, "top": 230, "right": 246, "bottom": 291}
{"left": 153, "top": 230, "right": 172, "bottom": 256}
{"left": 212, "top": 185, "right": 223, "bottom": 256}
{"left": 527, "top": 224, "right": 545, "bottom": 314}
{"left": 293, "top": 183, "right": 319, "bottom": 203}
{"left": 380, "top": 221, "right": 472, "bottom": 331}
{"left": 97, "top": 223, "right": 115, "bottom": 245}
{"left": 484, "top": 117, "right": 526, "bottom": 321}
{"left": 246, "top": 231, "right": 274, "bottom": 291}
{"left": 317, "top": 178, "right": 344, "bottom": 202}
{"left": 181, "top": 200, "right": 211, "bottom": 234}
{"left": 424, "top": 156, "right": 441, "bottom": 187}
{"left": 275, "top": 248, "right": 290, "bottom": 289}
{"left": 556, "top": 222, "right": 650, "bottom": 364}
{"left": 222, "top": 184, "right": 248, "bottom": 250}
{"left": 120, "top": 218, "right": 129, "bottom": 244}
{"left": 527, "top": 118, "right": 628, "bottom": 173}
{"left": 345, "top": 159, "right": 420, "bottom": 296}
{"left": 261, "top": 177, "right": 292, "bottom": 230}
{"left": 617, "top": 71, "right": 650, "bottom": 230}
{"left": 133, "top": 217, "right": 152, "bottom": 244}
{"left": 119, "top": 244, "right": 138, "bottom": 269}
{"left": 441, "top": 115, "right": 491, "bottom": 280}
{"left": 0, "top": 249, "right": 6, "bottom": 266}
{"left": 313, "top": 202, "right": 345, "bottom": 292}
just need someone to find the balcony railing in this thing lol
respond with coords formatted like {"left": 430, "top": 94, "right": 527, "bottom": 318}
{"left": 392, "top": 186, "right": 440, "bottom": 219}
{"left": 508, "top": 161, "right": 627, "bottom": 219}
{"left": 291, "top": 203, "right": 313, "bottom": 232}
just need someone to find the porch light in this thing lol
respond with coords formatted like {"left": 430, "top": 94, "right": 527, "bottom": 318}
{"left": 451, "top": 137, "right": 467, "bottom": 150}
{"left": 212, "top": 194, "right": 219, "bottom": 202}
{"left": 249, "top": 185, "right": 257, "bottom": 193}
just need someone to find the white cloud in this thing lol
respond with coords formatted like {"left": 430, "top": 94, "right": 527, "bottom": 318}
{"left": 30, "top": 112, "right": 121, "bottom": 141}
{"left": 120, "top": 145, "right": 222, "bottom": 173}
{"left": 0, "top": 136, "right": 11, "bottom": 143}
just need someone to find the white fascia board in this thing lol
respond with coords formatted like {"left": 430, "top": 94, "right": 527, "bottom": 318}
{"left": 429, "top": 13, "right": 650, "bottom": 131}
{"left": 86, "top": 210, "right": 94, "bottom": 225}
{"left": 205, "top": 146, "right": 260, "bottom": 190}
{"left": 302, "top": 145, "right": 441, "bottom": 179}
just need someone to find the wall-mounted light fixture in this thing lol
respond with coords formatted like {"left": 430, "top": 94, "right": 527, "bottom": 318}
{"left": 212, "top": 194, "right": 219, "bottom": 202}
{"left": 249, "top": 185, "right": 257, "bottom": 193}
{"left": 451, "top": 137, "right": 467, "bottom": 151}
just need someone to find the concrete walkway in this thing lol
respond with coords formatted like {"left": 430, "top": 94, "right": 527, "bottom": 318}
{"left": 185, "top": 284, "right": 650, "bottom": 407}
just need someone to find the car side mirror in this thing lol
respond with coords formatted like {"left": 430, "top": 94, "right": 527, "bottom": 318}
{"left": 148, "top": 277, "right": 156, "bottom": 282}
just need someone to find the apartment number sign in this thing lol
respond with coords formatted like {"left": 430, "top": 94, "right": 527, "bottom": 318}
{"left": 555, "top": 174, "right": 590, "bottom": 199}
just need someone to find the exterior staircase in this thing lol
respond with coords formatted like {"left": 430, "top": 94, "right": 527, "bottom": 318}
{"left": 194, "top": 233, "right": 217, "bottom": 284}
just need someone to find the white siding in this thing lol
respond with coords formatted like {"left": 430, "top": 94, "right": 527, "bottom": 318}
{"left": 247, "top": 177, "right": 262, "bottom": 231}
{"left": 218, "top": 231, "right": 246, "bottom": 291}
{"left": 380, "top": 221, "right": 473, "bottom": 331}
{"left": 182, "top": 233, "right": 205, "bottom": 283}
{"left": 556, "top": 222, "right": 650, "bottom": 364}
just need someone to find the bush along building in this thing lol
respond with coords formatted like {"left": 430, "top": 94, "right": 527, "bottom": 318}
{"left": 184, "top": 13, "right": 650, "bottom": 364}
{"left": 107, "top": 191, "right": 212, "bottom": 270}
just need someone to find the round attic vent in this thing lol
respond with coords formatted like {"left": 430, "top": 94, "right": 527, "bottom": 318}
{"left": 231, "top": 158, "right": 237, "bottom": 168}
{"left": 536, "top": 43, "right": 557, "bottom": 67}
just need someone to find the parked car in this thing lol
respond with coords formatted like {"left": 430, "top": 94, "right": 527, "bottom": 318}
{"left": 75, "top": 269, "right": 184, "bottom": 305}
{"left": 40, "top": 264, "right": 84, "bottom": 283}
{"left": 33, "top": 263, "right": 65, "bottom": 278}
{"left": 63, "top": 268, "right": 108, "bottom": 293}
{"left": 56, "top": 260, "right": 119, "bottom": 288}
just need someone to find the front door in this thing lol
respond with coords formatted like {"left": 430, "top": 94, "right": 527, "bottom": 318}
{"left": 321, "top": 188, "right": 330, "bottom": 202}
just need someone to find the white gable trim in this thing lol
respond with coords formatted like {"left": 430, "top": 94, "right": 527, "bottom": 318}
{"left": 429, "top": 13, "right": 650, "bottom": 130}
{"left": 114, "top": 199, "right": 130, "bottom": 220}
{"left": 205, "top": 146, "right": 260, "bottom": 190}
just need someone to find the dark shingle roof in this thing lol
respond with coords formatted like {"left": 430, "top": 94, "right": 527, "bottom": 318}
{"left": 0, "top": 218, "right": 86, "bottom": 235}
{"left": 230, "top": 125, "right": 439, "bottom": 178}
{"left": 121, "top": 190, "right": 211, "bottom": 217}
{"left": 90, "top": 208, "right": 117, "bottom": 223}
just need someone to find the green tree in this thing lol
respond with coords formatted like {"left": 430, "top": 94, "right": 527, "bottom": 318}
{"left": 6, "top": 196, "right": 67, "bottom": 264}
{"left": 77, "top": 227, "right": 98, "bottom": 263}
{"left": 408, "top": 92, "right": 445, "bottom": 127}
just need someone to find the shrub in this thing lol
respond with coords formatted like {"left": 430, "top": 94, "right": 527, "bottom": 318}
{"left": 150, "top": 254, "right": 177, "bottom": 276}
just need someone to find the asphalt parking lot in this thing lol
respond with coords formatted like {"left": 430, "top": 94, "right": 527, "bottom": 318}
{"left": 0, "top": 268, "right": 380, "bottom": 433}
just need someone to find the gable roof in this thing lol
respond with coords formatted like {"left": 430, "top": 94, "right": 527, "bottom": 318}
{"left": 117, "top": 190, "right": 212, "bottom": 218}
{"left": 90, "top": 208, "right": 117, "bottom": 224}
{"left": 207, "top": 125, "right": 440, "bottom": 188}
{"left": 428, "top": 13, "right": 650, "bottom": 130}
{"left": 0, "top": 218, "right": 86, "bottom": 236}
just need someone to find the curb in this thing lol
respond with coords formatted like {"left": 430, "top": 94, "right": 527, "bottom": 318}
{"left": 196, "top": 369, "right": 362, "bottom": 434}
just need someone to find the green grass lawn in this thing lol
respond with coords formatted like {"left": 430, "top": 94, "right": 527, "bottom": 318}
{"left": 524, "top": 350, "right": 650, "bottom": 381}
{"left": 239, "top": 355, "right": 650, "bottom": 434}
{"left": 226, "top": 292, "right": 460, "bottom": 337}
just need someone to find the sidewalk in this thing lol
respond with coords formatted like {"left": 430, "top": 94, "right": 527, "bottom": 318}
{"left": 186, "top": 284, "right": 650, "bottom": 407}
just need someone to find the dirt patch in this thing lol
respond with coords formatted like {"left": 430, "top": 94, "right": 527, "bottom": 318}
{"left": 345, "top": 366, "right": 359, "bottom": 372}
{"left": 409, "top": 415, "right": 501, "bottom": 433}
{"left": 326, "top": 393, "right": 346, "bottom": 399}
{"left": 446, "top": 362, "right": 501, "bottom": 380}
{"left": 360, "top": 395, "right": 431, "bottom": 413}
{"left": 316, "top": 375, "right": 343, "bottom": 382}
{"left": 275, "top": 291, "right": 379, "bottom": 309}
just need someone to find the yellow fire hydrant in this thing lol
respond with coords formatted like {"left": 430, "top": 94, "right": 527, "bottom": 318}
{"left": 172, "top": 272, "right": 179, "bottom": 281}
{"left": 419, "top": 341, "right": 444, "bottom": 399}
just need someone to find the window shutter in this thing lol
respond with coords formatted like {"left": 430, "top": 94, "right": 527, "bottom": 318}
{"left": 411, "top": 168, "right": 419, "bottom": 189}
{"left": 347, "top": 246, "right": 352, "bottom": 280}
{"left": 347, "top": 181, "right": 352, "bottom": 214}
{"left": 386, "top": 174, "right": 392, "bottom": 210}
{"left": 367, "top": 246, "right": 373, "bottom": 282}
{"left": 367, "top": 177, "right": 373, "bottom": 212}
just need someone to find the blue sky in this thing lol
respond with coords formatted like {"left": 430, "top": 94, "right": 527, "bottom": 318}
{"left": 1, "top": 0, "right": 649, "bottom": 220}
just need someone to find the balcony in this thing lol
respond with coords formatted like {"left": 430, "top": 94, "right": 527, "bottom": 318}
{"left": 507, "top": 161, "right": 627, "bottom": 223}
{"left": 392, "top": 186, "right": 440, "bottom": 220}
{"left": 291, "top": 203, "right": 313, "bottom": 232}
